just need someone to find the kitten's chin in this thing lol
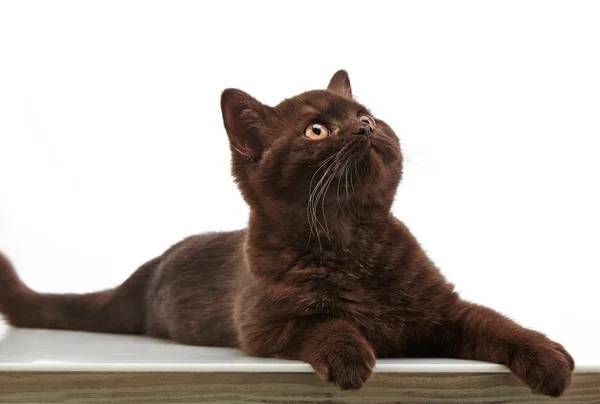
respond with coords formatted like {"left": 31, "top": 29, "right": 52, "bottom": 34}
{"left": 370, "top": 140, "right": 401, "bottom": 167}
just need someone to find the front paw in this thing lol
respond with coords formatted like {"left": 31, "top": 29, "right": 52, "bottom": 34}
{"left": 310, "top": 340, "right": 376, "bottom": 390}
{"left": 510, "top": 340, "right": 574, "bottom": 397}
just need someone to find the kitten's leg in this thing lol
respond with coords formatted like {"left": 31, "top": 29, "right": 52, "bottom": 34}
{"left": 245, "top": 317, "right": 376, "bottom": 390}
{"left": 440, "top": 301, "right": 574, "bottom": 397}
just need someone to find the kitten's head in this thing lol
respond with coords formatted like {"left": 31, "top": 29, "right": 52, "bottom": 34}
{"left": 220, "top": 70, "right": 402, "bottom": 220}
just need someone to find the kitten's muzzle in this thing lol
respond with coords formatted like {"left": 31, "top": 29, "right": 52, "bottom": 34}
{"left": 354, "top": 124, "right": 373, "bottom": 139}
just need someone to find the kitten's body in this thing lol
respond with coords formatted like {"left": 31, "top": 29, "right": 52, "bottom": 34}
{"left": 0, "top": 71, "right": 573, "bottom": 397}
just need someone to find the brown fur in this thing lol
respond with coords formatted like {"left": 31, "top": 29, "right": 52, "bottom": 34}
{"left": 0, "top": 71, "right": 573, "bottom": 397}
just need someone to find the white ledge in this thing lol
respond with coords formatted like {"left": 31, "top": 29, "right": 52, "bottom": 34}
{"left": 0, "top": 327, "right": 597, "bottom": 373}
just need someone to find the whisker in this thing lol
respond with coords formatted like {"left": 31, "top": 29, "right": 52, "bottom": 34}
{"left": 237, "top": 176, "right": 280, "bottom": 184}
{"left": 319, "top": 163, "right": 340, "bottom": 246}
{"left": 311, "top": 161, "right": 336, "bottom": 235}
{"left": 344, "top": 159, "right": 350, "bottom": 202}
{"left": 349, "top": 160, "right": 356, "bottom": 195}
{"left": 338, "top": 157, "right": 351, "bottom": 205}
{"left": 306, "top": 154, "right": 337, "bottom": 250}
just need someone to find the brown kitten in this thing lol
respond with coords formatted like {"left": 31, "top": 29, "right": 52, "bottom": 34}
{"left": 0, "top": 71, "right": 574, "bottom": 397}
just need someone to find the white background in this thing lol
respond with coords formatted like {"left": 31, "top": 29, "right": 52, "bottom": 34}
{"left": 0, "top": 1, "right": 598, "bottom": 362}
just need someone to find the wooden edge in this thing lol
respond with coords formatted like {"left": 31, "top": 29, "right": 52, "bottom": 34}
{"left": 0, "top": 372, "right": 598, "bottom": 403}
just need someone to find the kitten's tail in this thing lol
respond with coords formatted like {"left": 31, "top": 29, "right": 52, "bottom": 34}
{"left": 0, "top": 251, "right": 159, "bottom": 334}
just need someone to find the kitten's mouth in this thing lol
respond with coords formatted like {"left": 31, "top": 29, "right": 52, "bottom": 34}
{"left": 337, "top": 139, "right": 371, "bottom": 164}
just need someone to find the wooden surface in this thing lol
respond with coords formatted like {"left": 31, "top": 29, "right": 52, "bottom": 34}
{"left": 1, "top": 372, "right": 599, "bottom": 404}
{"left": 1, "top": 327, "right": 599, "bottom": 403}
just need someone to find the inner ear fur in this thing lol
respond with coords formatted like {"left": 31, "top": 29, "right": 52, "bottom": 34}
{"left": 221, "top": 89, "right": 274, "bottom": 157}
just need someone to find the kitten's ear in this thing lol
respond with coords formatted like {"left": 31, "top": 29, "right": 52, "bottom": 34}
{"left": 221, "top": 89, "right": 273, "bottom": 158}
{"left": 327, "top": 70, "right": 352, "bottom": 98}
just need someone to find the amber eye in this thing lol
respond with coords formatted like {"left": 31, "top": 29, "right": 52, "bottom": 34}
{"left": 359, "top": 115, "right": 377, "bottom": 128}
{"left": 303, "top": 123, "right": 330, "bottom": 140}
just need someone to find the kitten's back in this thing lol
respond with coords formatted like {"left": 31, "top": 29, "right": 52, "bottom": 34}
{"left": 0, "top": 229, "right": 245, "bottom": 345}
